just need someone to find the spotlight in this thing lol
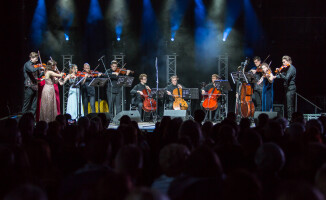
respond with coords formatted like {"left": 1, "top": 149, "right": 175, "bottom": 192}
{"left": 117, "top": 37, "right": 121, "bottom": 41}
{"left": 171, "top": 38, "right": 174, "bottom": 42}
{"left": 64, "top": 33, "right": 69, "bottom": 41}
{"left": 222, "top": 38, "right": 226, "bottom": 42}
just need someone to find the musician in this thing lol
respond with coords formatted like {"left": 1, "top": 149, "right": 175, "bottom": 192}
{"left": 22, "top": 52, "right": 44, "bottom": 114}
{"left": 165, "top": 75, "right": 183, "bottom": 109}
{"left": 275, "top": 55, "right": 296, "bottom": 120}
{"left": 201, "top": 74, "right": 221, "bottom": 121}
{"left": 105, "top": 60, "right": 131, "bottom": 117}
{"left": 257, "top": 63, "right": 276, "bottom": 112}
{"left": 81, "top": 63, "right": 96, "bottom": 115}
{"left": 130, "top": 74, "right": 150, "bottom": 119}
{"left": 249, "top": 56, "right": 263, "bottom": 111}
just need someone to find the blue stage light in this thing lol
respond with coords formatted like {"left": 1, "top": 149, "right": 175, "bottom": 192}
{"left": 171, "top": 38, "right": 174, "bottom": 42}
{"left": 64, "top": 33, "right": 69, "bottom": 41}
{"left": 117, "top": 37, "right": 121, "bottom": 41}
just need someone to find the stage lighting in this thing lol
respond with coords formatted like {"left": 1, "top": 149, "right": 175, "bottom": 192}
{"left": 64, "top": 33, "right": 69, "bottom": 41}
{"left": 117, "top": 37, "right": 121, "bottom": 41}
{"left": 171, "top": 38, "right": 174, "bottom": 41}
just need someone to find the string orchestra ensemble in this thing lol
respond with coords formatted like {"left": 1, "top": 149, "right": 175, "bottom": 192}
{"left": 23, "top": 52, "right": 296, "bottom": 123}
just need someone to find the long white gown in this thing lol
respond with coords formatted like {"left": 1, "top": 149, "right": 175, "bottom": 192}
{"left": 66, "top": 78, "right": 84, "bottom": 119}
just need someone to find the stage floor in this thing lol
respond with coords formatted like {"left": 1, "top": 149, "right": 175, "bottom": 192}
{"left": 108, "top": 122, "right": 156, "bottom": 132}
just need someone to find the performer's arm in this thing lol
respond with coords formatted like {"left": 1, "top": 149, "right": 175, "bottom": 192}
{"left": 25, "top": 62, "right": 39, "bottom": 73}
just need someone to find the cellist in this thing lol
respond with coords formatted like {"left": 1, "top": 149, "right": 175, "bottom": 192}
{"left": 165, "top": 75, "right": 184, "bottom": 109}
{"left": 130, "top": 74, "right": 151, "bottom": 119}
{"left": 201, "top": 74, "right": 221, "bottom": 121}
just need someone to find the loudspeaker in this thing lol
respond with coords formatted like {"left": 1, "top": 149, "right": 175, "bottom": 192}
{"left": 113, "top": 110, "right": 141, "bottom": 124}
{"left": 163, "top": 110, "right": 188, "bottom": 120}
{"left": 254, "top": 111, "right": 278, "bottom": 119}
{"left": 273, "top": 104, "right": 284, "bottom": 118}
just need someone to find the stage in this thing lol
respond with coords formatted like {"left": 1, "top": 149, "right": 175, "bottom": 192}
{"left": 108, "top": 122, "right": 157, "bottom": 132}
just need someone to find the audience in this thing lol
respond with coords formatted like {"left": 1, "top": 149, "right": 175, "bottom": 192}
{"left": 1, "top": 111, "right": 326, "bottom": 200}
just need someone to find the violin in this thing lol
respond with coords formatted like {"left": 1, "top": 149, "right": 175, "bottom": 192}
{"left": 34, "top": 63, "right": 46, "bottom": 69}
{"left": 172, "top": 87, "right": 188, "bottom": 110}
{"left": 34, "top": 51, "right": 46, "bottom": 70}
{"left": 115, "top": 67, "right": 134, "bottom": 75}
{"left": 141, "top": 86, "right": 157, "bottom": 112}
{"left": 275, "top": 63, "right": 290, "bottom": 74}
{"left": 77, "top": 70, "right": 102, "bottom": 77}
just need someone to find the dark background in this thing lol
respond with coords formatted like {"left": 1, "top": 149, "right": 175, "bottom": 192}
{"left": 1, "top": 0, "right": 326, "bottom": 118}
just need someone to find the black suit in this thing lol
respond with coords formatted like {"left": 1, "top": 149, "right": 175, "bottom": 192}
{"left": 22, "top": 60, "right": 42, "bottom": 114}
{"left": 277, "top": 64, "right": 296, "bottom": 119}
{"left": 81, "top": 77, "right": 95, "bottom": 115}
{"left": 165, "top": 84, "right": 179, "bottom": 109}
{"left": 105, "top": 69, "right": 123, "bottom": 117}
{"left": 130, "top": 83, "right": 147, "bottom": 118}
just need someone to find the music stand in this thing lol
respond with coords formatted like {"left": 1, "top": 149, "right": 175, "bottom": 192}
{"left": 116, "top": 76, "right": 134, "bottom": 87}
{"left": 150, "top": 88, "right": 165, "bottom": 99}
{"left": 88, "top": 78, "right": 108, "bottom": 87}
{"left": 214, "top": 80, "right": 232, "bottom": 92}
{"left": 88, "top": 78, "right": 108, "bottom": 113}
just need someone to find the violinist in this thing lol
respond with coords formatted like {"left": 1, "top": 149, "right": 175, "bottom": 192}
{"left": 81, "top": 63, "right": 96, "bottom": 115}
{"left": 130, "top": 74, "right": 150, "bottom": 119}
{"left": 22, "top": 52, "right": 44, "bottom": 115}
{"left": 275, "top": 55, "right": 296, "bottom": 120}
{"left": 249, "top": 56, "right": 263, "bottom": 111}
{"left": 165, "top": 75, "right": 183, "bottom": 109}
{"left": 105, "top": 60, "right": 131, "bottom": 117}
{"left": 39, "top": 59, "right": 67, "bottom": 122}
{"left": 201, "top": 74, "right": 222, "bottom": 121}
{"left": 257, "top": 63, "right": 276, "bottom": 112}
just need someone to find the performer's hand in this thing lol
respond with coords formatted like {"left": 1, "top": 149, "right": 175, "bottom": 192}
{"left": 126, "top": 70, "right": 131, "bottom": 76}
{"left": 145, "top": 86, "right": 151, "bottom": 90}
{"left": 202, "top": 90, "right": 206, "bottom": 95}
{"left": 251, "top": 69, "right": 256, "bottom": 74}
{"left": 113, "top": 72, "right": 119, "bottom": 76}
{"left": 137, "top": 91, "right": 144, "bottom": 95}
{"left": 177, "top": 84, "right": 182, "bottom": 89}
{"left": 167, "top": 91, "right": 172, "bottom": 95}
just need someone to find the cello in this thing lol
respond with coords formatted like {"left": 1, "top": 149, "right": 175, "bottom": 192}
{"left": 172, "top": 88, "right": 188, "bottom": 110}
{"left": 141, "top": 86, "right": 157, "bottom": 112}
{"left": 202, "top": 87, "right": 221, "bottom": 111}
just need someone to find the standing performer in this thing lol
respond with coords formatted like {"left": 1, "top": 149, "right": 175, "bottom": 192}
{"left": 257, "top": 63, "right": 276, "bottom": 112}
{"left": 249, "top": 56, "right": 263, "bottom": 111}
{"left": 106, "top": 60, "right": 131, "bottom": 118}
{"left": 130, "top": 74, "right": 151, "bottom": 119}
{"left": 22, "top": 52, "right": 44, "bottom": 114}
{"left": 81, "top": 63, "right": 96, "bottom": 115}
{"left": 275, "top": 55, "right": 296, "bottom": 120}
{"left": 66, "top": 64, "right": 84, "bottom": 119}
{"left": 39, "top": 60, "right": 66, "bottom": 122}
{"left": 201, "top": 74, "right": 221, "bottom": 121}
{"left": 165, "top": 75, "right": 184, "bottom": 109}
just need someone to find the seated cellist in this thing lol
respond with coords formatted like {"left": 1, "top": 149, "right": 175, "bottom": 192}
{"left": 201, "top": 74, "right": 221, "bottom": 121}
{"left": 165, "top": 75, "right": 185, "bottom": 109}
{"left": 130, "top": 74, "right": 150, "bottom": 119}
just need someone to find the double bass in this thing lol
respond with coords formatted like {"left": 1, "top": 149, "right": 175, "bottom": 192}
{"left": 141, "top": 86, "right": 157, "bottom": 112}
{"left": 202, "top": 87, "right": 221, "bottom": 111}
{"left": 239, "top": 83, "right": 255, "bottom": 118}
{"left": 172, "top": 88, "right": 188, "bottom": 110}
